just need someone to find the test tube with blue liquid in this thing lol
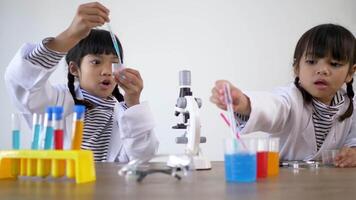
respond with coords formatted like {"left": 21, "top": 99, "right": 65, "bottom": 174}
{"left": 11, "top": 113, "right": 21, "bottom": 150}
{"left": 31, "top": 113, "right": 42, "bottom": 150}
{"left": 44, "top": 107, "right": 54, "bottom": 149}
{"left": 11, "top": 113, "right": 22, "bottom": 176}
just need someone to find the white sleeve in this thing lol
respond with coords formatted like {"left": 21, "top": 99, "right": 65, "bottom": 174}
{"left": 4, "top": 43, "right": 64, "bottom": 115}
{"left": 118, "top": 101, "right": 159, "bottom": 161}
{"left": 343, "top": 102, "right": 356, "bottom": 147}
{"left": 240, "top": 89, "right": 293, "bottom": 134}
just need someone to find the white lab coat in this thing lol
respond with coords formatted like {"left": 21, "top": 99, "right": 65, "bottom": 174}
{"left": 241, "top": 84, "right": 356, "bottom": 161}
{"left": 4, "top": 43, "right": 159, "bottom": 162}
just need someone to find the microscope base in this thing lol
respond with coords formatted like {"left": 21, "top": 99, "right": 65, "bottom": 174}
{"left": 192, "top": 156, "right": 211, "bottom": 170}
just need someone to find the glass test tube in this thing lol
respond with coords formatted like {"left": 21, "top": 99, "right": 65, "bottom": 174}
{"left": 11, "top": 113, "right": 21, "bottom": 149}
{"left": 71, "top": 105, "right": 85, "bottom": 150}
{"left": 53, "top": 106, "right": 64, "bottom": 150}
{"left": 31, "top": 113, "right": 42, "bottom": 150}
{"left": 268, "top": 137, "right": 280, "bottom": 176}
{"left": 44, "top": 107, "right": 54, "bottom": 149}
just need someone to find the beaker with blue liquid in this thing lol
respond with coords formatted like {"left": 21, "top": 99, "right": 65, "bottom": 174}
{"left": 224, "top": 138, "right": 257, "bottom": 183}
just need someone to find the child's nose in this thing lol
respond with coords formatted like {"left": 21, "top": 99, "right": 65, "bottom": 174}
{"left": 316, "top": 65, "right": 330, "bottom": 76}
{"left": 101, "top": 65, "right": 112, "bottom": 76}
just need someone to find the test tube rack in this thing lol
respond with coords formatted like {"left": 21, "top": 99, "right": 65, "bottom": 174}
{"left": 0, "top": 150, "right": 95, "bottom": 184}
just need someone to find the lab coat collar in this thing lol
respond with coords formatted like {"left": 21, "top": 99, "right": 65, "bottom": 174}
{"left": 302, "top": 92, "right": 350, "bottom": 160}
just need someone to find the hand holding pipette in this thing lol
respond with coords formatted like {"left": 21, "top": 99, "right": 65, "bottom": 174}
{"left": 221, "top": 85, "right": 248, "bottom": 150}
{"left": 45, "top": 2, "right": 110, "bottom": 52}
{"left": 210, "top": 80, "right": 251, "bottom": 115}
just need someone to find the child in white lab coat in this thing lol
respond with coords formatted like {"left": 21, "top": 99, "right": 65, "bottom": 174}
{"left": 210, "top": 24, "right": 356, "bottom": 167}
{"left": 5, "top": 2, "right": 158, "bottom": 162}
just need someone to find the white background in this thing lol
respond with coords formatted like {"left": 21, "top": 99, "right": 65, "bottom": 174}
{"left": 0, "top": 0, "right": 355, "bottom": 161}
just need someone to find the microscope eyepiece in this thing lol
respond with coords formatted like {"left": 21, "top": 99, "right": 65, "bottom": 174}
{"left": 179, "top": 70, "right": 192, "bottom": 97}
{"left": 179, "top": 70, "right": 191, "bottom": 87}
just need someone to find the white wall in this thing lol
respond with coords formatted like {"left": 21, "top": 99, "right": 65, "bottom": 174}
{"left": 0, "top": 0, "right": 355, "bottom": 160}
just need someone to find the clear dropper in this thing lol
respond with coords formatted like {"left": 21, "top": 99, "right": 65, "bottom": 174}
{"left": 107, "top": 23, "right": 124, "bottom": 74}
{"left": 223, "top": 83, "right": 248, "bottom": 150}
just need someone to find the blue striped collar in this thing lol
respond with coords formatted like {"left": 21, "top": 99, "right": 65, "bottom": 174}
{"left": 312, "top": 91, "right": 344, "bottom": 116}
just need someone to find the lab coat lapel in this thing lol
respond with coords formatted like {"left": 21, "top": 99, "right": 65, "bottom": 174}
{"left": 301, "top": 105, "right": 318, "bottom": 160}
{"left": 106, "top": 104, "right": 122, "bottom": 161}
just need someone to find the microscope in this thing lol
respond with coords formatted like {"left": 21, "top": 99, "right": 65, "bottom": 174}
{"left": 172, "top": 70, "right": 211, "bottom": 170}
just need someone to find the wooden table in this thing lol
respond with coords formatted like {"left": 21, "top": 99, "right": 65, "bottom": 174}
{"left": 0, "top": 162, "right": 356, "bottom": 200}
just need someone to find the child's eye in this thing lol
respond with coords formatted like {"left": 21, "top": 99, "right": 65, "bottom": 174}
{"left": 330, "top": 62, "right": 342, "bottom": 68}
{"left": 112, "top": 58, "right": 120, "bottom": 64}
{"left": 90, "top": 59, "right": 101, "bottom": 65}
{"left": 305, "top": 59, "right": 317, "bottom": 65}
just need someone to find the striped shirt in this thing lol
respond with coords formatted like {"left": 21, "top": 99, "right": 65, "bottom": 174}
{"left": 81, "top": 90, "right": 117, "bottom": 162}
{"left": 235, "top": 113, "right": 249, "bottom": 130}
{"left": 312, "top": 92, "right": 344, "bottom": 151}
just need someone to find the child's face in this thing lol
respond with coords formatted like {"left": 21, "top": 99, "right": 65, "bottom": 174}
{"left": 76, "top": 54, "right": 119, "bottom": 99}
{"left": 296, "top": 54, "right": 355, "bottom": 105}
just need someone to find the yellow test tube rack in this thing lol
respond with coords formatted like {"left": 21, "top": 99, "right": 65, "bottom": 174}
{"left": 0, "top": 150, "right": 95, "bottom": 184}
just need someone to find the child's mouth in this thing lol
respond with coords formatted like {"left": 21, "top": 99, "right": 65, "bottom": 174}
{"left": 314, "top": 79, "right": 328, "bottom": 89}
{"left": 100, "top": 80, "right": 112, "bottom": 89}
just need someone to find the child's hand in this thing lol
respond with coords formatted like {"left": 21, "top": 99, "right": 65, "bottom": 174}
{"left": 47, "top": 2, "right": 110, "bottom": 52}
{"left": 210, "top": 80, "right": 251, "bottom": 115}
{"left": 334, "top": 147, "right": 356, "bottom": 168}
{"left": 114, "top": 68, "right": 143, "bottom": 108}
{"left": 67, "top": 2, "right": 110, "bottom": 41}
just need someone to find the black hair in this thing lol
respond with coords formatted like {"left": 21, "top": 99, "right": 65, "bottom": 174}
{"left": 65, "top": 29, "right": 124, "bottom": 108}
{"left": 293, "top": 24, "right": 355, "bottom": 121}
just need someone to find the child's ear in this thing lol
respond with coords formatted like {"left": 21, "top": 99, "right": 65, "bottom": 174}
{"left": 69, "top": 61, "right": 80, "bottom": 77}
{"left": 346, "top": 64, "right": 356, "bottom": 83}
